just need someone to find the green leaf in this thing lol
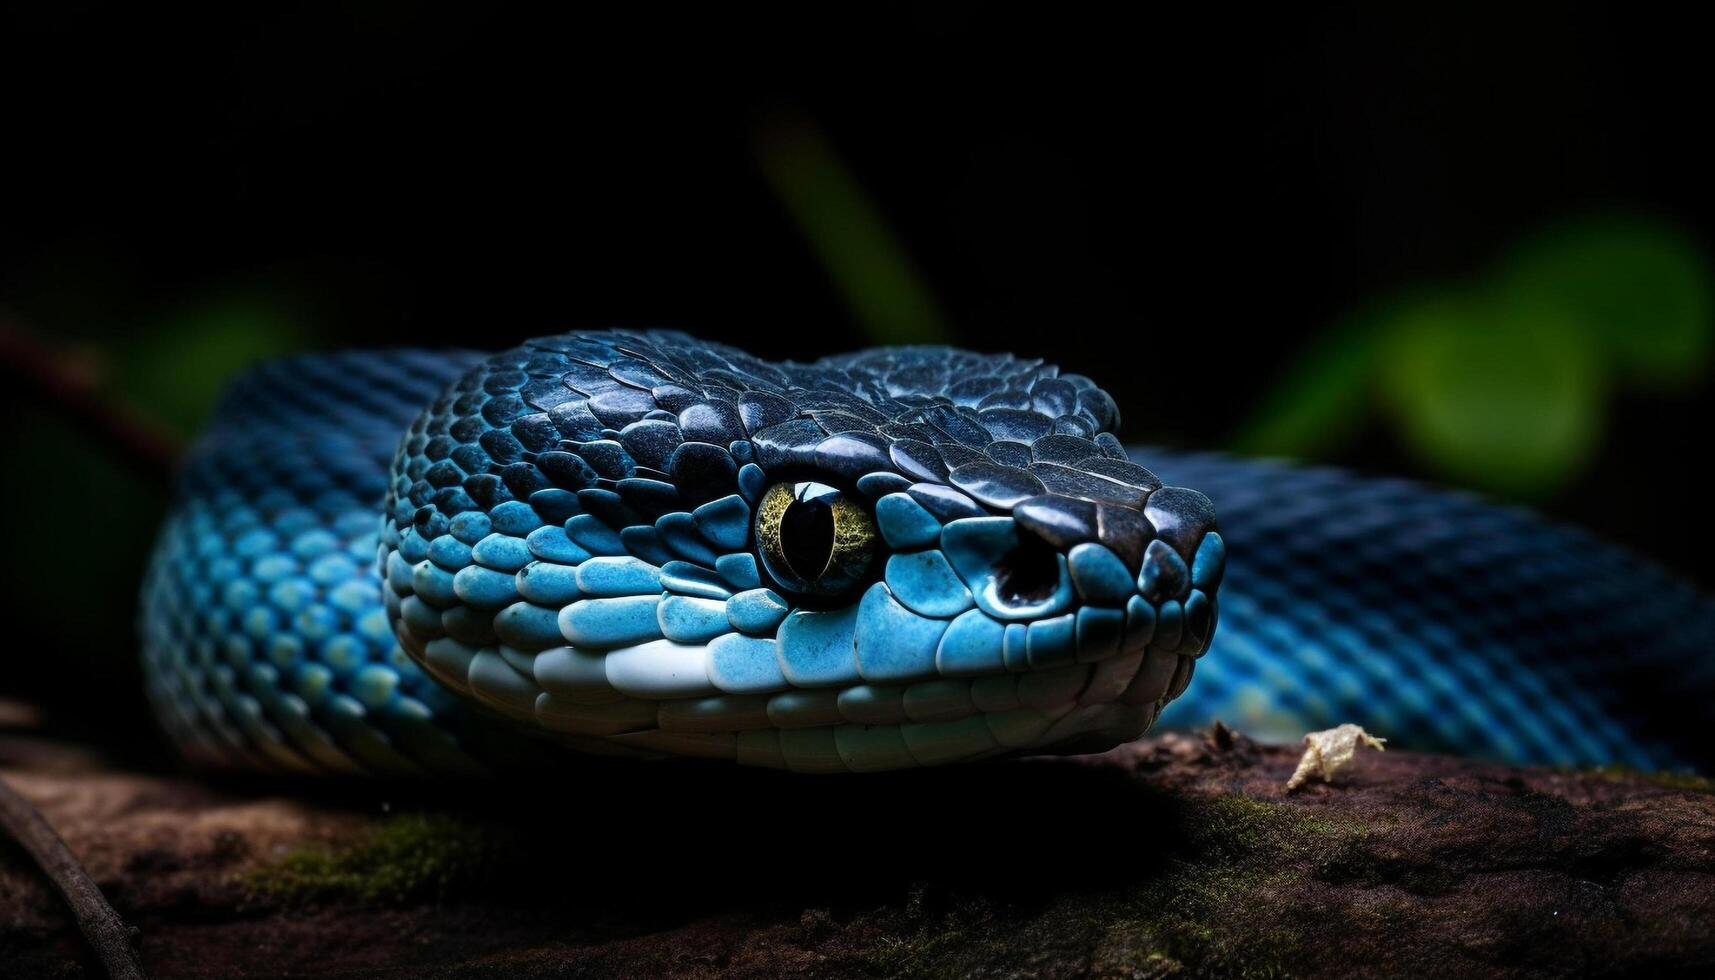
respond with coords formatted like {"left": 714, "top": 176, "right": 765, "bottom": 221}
{"left": 1379, "top": 293, "right": 1605, "bottom": 498}
{"left": 1229, "top": 307, "right": 1386, "bottom": 458}
{"left": 115, "top": 298, "right": 307, "bottom": 435}
{"left": 1499, "top": 215, "right": 1712, "bottom": 387}
{"left": 754, "top": 118, "right": 952, "bottom": 346}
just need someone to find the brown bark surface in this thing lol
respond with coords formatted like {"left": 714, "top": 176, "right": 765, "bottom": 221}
{"left": 3, "top": 728, "right": 1712, "bottom": 979}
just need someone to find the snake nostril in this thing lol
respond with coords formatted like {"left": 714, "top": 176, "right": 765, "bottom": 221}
{"left": 995, "top": 534, "right": 1061, "bottom": 606}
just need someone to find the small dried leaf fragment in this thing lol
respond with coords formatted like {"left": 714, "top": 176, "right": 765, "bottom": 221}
{"left": 1286, "top": 724, "right": 1386, "bottom": 791}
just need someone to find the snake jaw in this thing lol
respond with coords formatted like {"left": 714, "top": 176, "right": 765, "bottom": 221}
{"left": 368, "top": 331, "right": 1224, "bottom": 771}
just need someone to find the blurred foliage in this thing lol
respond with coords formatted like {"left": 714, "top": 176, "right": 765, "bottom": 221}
{"left": 113, "top": 295, "right": 308, "bottom": 435}
{"left": 1224, "top": 308, "right": 1383, "bottom": 467}
{"left": 1381, "top": 293, "right": 1604, "bottom": 496}
{"left": 755, "top": 116, "right": 952, "bottom": 347}
{"left": 0, "top": 416, "right": 164, "bottom": 664}
{"left": 1234, "top": 214, "right": 1712, "bottom": 498}
{"left": 751, "top": 115, "right": 1710, "bottom": 500}
{"left": 1500, "top": 217, "right": 1713, "bottom": 386}
{"left": 0, "top": 295, "right": 306, "bottom": 718}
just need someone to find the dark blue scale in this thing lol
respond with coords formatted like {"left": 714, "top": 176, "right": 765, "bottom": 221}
{"left": 1148, "top": 450, "right": 1715, "bottom": 770}
{"left": 140, "top": 333, "right": 1715, "bottom": 775}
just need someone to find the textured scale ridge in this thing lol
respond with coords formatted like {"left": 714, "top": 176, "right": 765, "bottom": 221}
{"left": 140, "top": 331, "right": 1715, "bottom": 775}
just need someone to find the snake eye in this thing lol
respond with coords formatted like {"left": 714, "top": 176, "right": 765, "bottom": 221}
{"left": 755, "top": 481, "right": 877, "bottom": 598}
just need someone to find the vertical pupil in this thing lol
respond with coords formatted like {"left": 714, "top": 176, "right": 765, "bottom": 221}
{"left": 780, "top": 495, "right": 836, "bottom": 580}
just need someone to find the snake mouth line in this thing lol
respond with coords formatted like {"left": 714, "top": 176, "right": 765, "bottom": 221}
{"left": 518, "top": 634, "right": 1186, "bottom": 772}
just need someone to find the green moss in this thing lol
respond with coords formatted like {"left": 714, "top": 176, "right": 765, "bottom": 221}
{"left": 246, "top": 812, "right": 504, "bottom": 906}
{"left": 859, "top": 927, "right": 979, "bottom": 979}
{"left": 843, "top": 795, "right": 1362, "bottom": 979}
{"left": 1182, "top": 794, "right": 1350, "bottom": 860}
{"left": 1585, "top": 764, "right": 1715, "bottom": 794}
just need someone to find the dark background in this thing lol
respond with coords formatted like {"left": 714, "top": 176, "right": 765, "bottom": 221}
{"left": 2, "top": 7, "right": 1710, "bottom": 755}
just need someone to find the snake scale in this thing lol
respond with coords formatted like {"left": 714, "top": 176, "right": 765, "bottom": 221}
{"left": 139, "top": 331, "right": 1715, "bottom": 775}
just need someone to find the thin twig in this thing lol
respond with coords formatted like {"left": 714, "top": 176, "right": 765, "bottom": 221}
{"left": 0, "top": 774, "right": 148, "bottom": 979}
{"left": 0, "top": 315, "right": 182, "bottom": 484}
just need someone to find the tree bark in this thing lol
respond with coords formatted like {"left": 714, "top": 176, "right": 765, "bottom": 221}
{"left": 2, "top": 728, "right": 1711, "bottom": 978}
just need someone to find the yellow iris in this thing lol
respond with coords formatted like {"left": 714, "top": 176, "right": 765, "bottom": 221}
{"left": 754, "top": 481, "right": 877, "bottom": 598}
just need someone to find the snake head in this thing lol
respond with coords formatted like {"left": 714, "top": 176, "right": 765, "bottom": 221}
{"left": 381, "top": 331, "right": 1222, "bottom": 770}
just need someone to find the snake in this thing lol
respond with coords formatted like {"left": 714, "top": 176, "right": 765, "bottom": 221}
{"left": 138, "top": 330, "right": 1715, "bottom": 776}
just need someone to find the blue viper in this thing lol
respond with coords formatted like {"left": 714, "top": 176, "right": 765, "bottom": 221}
{"left": 139, "top": 331, "right": 1715, "bottom": 775}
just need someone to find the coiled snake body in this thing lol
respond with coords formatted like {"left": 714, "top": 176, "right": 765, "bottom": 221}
{"left": 140, "top": 332, "right": 1715, "bottom": 775}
